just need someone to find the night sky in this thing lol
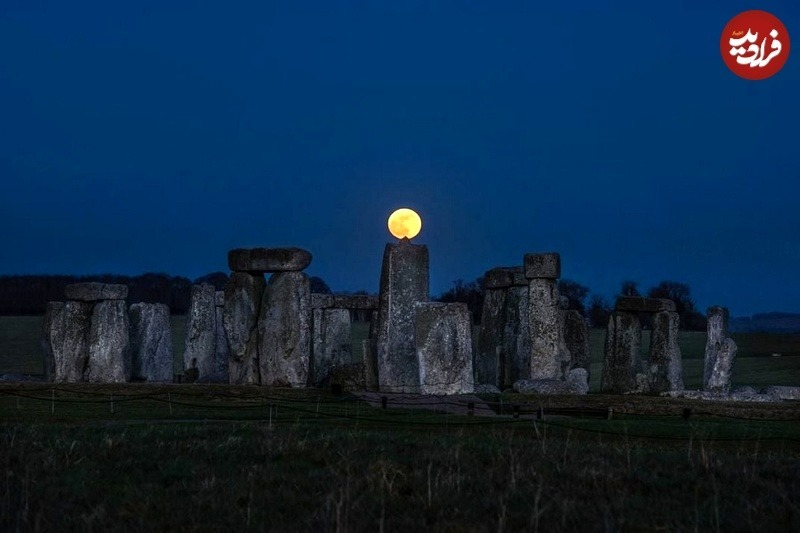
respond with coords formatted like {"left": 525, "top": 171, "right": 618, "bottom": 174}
{"left": 1, "top": 1, "right": 798, "bottom": 316}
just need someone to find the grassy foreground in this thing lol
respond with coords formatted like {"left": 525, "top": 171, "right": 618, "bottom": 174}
{"left": 1, "top": 384, "right": 799, "bottom": 531}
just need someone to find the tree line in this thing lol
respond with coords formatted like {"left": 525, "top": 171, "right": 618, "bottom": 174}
{"left": 0, "top": 273, "right": 364, "bottom": 316}
{"left": 435, "top": 278, "right": 706, "bottom": 331}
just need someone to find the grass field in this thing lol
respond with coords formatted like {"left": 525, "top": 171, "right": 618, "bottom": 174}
{"left": 4, "top": 316, "right": 799, "bottom": 392}
{"left": 1, "top": 383, "right": 799, "bottom": 530}
{"left": 2, "top": 317, "right": 800, "bottom": 529}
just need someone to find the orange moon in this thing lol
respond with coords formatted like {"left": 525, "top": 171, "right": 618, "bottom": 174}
{"left": 387, "top": 208, "right": 422, "bottom": 239}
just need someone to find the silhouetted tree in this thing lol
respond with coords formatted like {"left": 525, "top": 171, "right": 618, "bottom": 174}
{"left": 309, "top": 276, "right": 332, "bottom": 294}
{"left": 558, "top": 279, "right": 590, "bottom": 314}
{"left": 435, "top": 277, "right": 484, "bottom": 324}
{"left": 647, "top": 280, "right": 706, "bottom": 331}
{"left": 194, "top": 272, "right": 228, "bottom": 290}
{"left": 619, "top": 280, "right": 640, "bottom": 297}
{"left": 588, "top": 295, "right": 611, "bottom": 328}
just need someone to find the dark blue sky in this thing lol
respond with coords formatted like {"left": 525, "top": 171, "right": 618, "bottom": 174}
{"left": 1, "top": 1, "right": 798, "bottom": 316}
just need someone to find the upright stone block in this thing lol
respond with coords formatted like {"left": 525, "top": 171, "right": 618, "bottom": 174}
{"left": 183, "top": 284, "right": 225, "bottom": 382}
{"left": 224, "top": 272, "right": 265, "bottom": 385}
{"left": 524, "top": 253, "right": 561, "bottom": 279}
{"left": 375, "top": 240, "right": 429, "bottom": 393}
{"left": 258, "top": 271, "right": 311, "bottom": 387}
{"left": 477, "top": 287, "right": 506, "bottom": 387}
{"left": 312, "top": 308, "right": 352, "bottom": 385}
{"left": 502, "top": 284, "right": 530, "bottom": 388}
{"left": 129, "top": 303, "right": 173, "bottom": 382}
{"left": 362, "top": 339, "right": 379, "bottom": 391}
{"left": 601, "top": 311, "right": 642, "bottom": 393}
{"left": 528, "top": 278, "right": 570, "bottom": 379}
{"left": 649, "top": 311, "right": 683, "bottom": 393}
{"left": 703, "top": 306, "right": 737, "bottom": 392}
{"left": 564, "top": 310, "right": 591, "bottom": 381}
{"left": 415, "top": 302, "right": 474, "bottom": 395}
{"left": 54, "top": 300, "right": 93, "bottom": 382}
{"left": 214, "top": 292, "right": 230, "bottom": 383}
{"left": 85, "top": 300, "right": 131, "bottom": 383}
{"left": 41, "top": 302, "right": 65, "bottom": 381}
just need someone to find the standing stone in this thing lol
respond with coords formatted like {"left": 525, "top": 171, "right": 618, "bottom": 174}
{"left": 703, "top": 306, "right": 737, "bottom": 392}
{"left": 362, "top": 339, "right": 379, "bottom": 391}
{"left": 183, "top": 284, "right": 223, "bottom": 382}
{"left": 477, "top": 287, "right": 506, "bottom": 387}
{"left": 415, "top": 302, "right": 474, "bottom": 395}
{"left": 129, "top": 303, "right": 173, "bottom": 382}
{"left": 54, "top": 300, "right": 93, "bottom": 382}
{"left": 502, "top": 283, "right": 530, "bottom": 388}
{"left": 375, "top": 239, "right": 429, "bottom": 393}
{"left": 214, "top": 291, "right": 230, "bottom": 382}
{"left": 564, "top": 310, "right": 591, "bottom": 381}
{"left": 528, "top": 278, "right": 570, "bottom": 379}
{"left": 312, "top": 308, "right": 352, "bottom": 385}
{"left": 601, "top": 311, "right": 642, "bottom": 394}
{"left": 224, "top": 272, "right": 265, "bottom": 385}
{"left": 258, "top": 271, "right": 311, "bottom": 387}
{"left": 42, "top": 302, "right": 65, "bottom": 381}
{"left": 649, "top": 311, "right": 683, "bottom": 393}
{"left": 85, "top": 300, "right": 131, "bottom": 383}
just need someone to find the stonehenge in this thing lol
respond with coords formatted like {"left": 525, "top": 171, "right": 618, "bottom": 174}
{"left": 703, "top": 306, "right": 737, "bottom": 393}
{"left": 374, "top": 239, "right": 430, "bottom": 393}
{"left": 129, "top": 303, "right": 173, "bottom": 382}
{"left": 601, "top": 297, "right": 683, "bottom": 394}
{"left": 33, "top": 243, "right": 791, "bottom": 403}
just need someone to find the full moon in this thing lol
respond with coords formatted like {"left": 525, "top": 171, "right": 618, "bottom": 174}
{"left": 387, "top": 208, "right": 422, "bottom": 240}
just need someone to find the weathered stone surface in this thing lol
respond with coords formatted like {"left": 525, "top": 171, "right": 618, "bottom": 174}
{"left": 129, "top": 303, "right": 173, "bottom": 382}
{"left": 362, "top": 339, "right": 379, "bottom": 391}
{"left": 214, "top": 304, "right": 230, "bottom": 383}
{"left": 310, "top": 293, "right": 335, "bottom": 309}
{"left": 513, "top": 368, "right": 589, "bottom": 395}
{"left": 312, "top": 308, "right": 352, "bottom": 385}
{"left": 615, "top": 297, "right": 676, "bottom": 313}
{"left": 224, "top": 272, "right": 265, "bottom": 385}
{"left": 733, "top": 386, "right": 759, "bottom": 396}
{"left": 648, "top": 311, "right": 683, "bottom": 393}
{"left": 228, "top": 247, "right": 312, "bottom": 273}
{"left": 483, "top": 267, "right": 520, "bottom": 289}
{"left": 477, "top": 288, "right": 506, "bottom": 387}
{"left": 703, "top": 306, "right": 737, "bottom": 393}
{"left": 558, "top": 296, "right": 569, "bottom": 310}
{"left": 663, "top": 390, "right": 780, "bottom": 403}
{"left": 761, "top": 386, "right": 800, "bottom": 400}
{"left": 375, "top": 240, "right": 429, "bottom": 393}
{"left": 258, "top": 271, "right": 311, "bottom": 387}
{"left": 502, "top": 285, "right": 530, "bottom": 388}
{"left": 65, "top": 282, "right": 128, "bottom": 302}
{"left": 601, "top": 311, "right": 642, "bottom": 394}
{"left": 523, "top": 253, "right": 561, "bottom": 279}
{"left": 528, "top": 278, "right": 570, "bottom": 380}
{"left": 415, "top": 302, "right": 474, "bottom": 395}
{"left": 183, "top": 284, "right": 226, "bottom": 383}
{"left": 474, "top": 384, "right": 502, "bottom": 394}
{"left": 54, "top": 300, "right": 93, "bottom": 382}
{"left": 564, "top": 310, "right": 591, "bottom": 381}
{"left": 42, "top": 302, "right": 64, "bottom": 381}
{"left": 85, "top": 300, "right": 131, "bottom": 383}
{"left": 215, "top": 291, "right": 225, "bottom": 307}
{"left": 332, "top": 294, "right": 379, "bottom": 310}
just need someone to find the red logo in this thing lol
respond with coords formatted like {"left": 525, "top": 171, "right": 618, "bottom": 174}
{"left": 721, "top": 10, "right": 790, "bottom": 80}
